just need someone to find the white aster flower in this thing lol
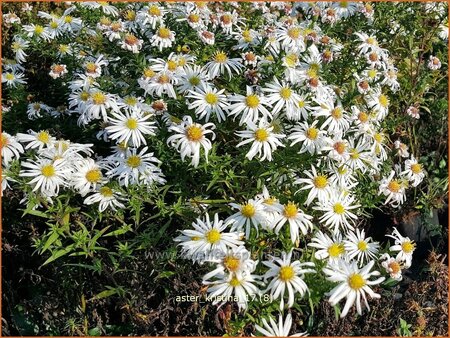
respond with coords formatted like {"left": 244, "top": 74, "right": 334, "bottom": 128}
{"left": 187, "top": 84, "right": 229, "bottom": 123}
{"left": 263, "top": 250, "right": 315, "bottom": 309}
{"left": 1, "top": 132, "right": 24, "bottom": 166}
{"left": 71, "top": 158, "right": 105, "bottom": 197}
{"left": 228, "top": 86, "right": 272, "bottom": 125}
{"left": 344, "top": 228, "right": 379, "bottom": 265}
{"left": 295, "top": 166, "right": 333, "bottom": 206}
{"left": 227, "top": 199, "right": 267, "bottom": 239}
{"left": 386, "top": 227, "right": 415, "bottom": 268}
{"left": 83, "top": 185, "right": 126, "bottom": 212}
{"left": 236, "top": 120, "right": 285, "bottom": 162}
{"left": 167, "top": 116, "right": 216, "bottom": 168}
{"left": 308, "top": 230, "right": 346, "bottom": 264}
{"left": 323, "top": 259, "right": 385, "bottom": 318}
{"left": 402, "top": 156, "right": 425, "bottom": 187}
{"left": 255, "top": 313, "right": 307, "bottom": 337}
{"left": 272, "top": 202, "right": 314, "bottom": 243}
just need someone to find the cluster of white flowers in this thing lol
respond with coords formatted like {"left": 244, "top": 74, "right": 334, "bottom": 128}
{"left": 1, "top": 1, "right": 442, "bottom": 335}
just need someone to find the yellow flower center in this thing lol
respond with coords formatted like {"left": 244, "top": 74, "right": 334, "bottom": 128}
{"left": 50, "top": 21, "right": 59, "bottom": 29}
{"left": 229, "top": 276, "right": 241, "bottom": 287}
{"left": 188, "top": 13, "right": 200, "bottom": 23}
{"left": 284, "top": 53, "right": 298, "bottom": 67}
{"left": 143, "top": 68, "right": 155, "bottom": 78}
{"left": 158, "top": 74, "right": 170, "bottom": 84}
{"left": 264, "top": 197, "right": 276, "bottom": 205}
{"left": 411, "top": 163, "right": 422, "bottom": 174}
{"left": 158, "top": 27, "right": 171, "bottom": 39}
{"left": 5, "top": 73, "right": 15, "bottom": 81}
{"left": 254, "top": 128, "right": 269, "bottom": 142}
{"left": 92, "top": 92, "right": 106, "bottom": 105}
{"left": 348, "top": 273, "right": 366, "bottom": 290}
{"left": 245, "top": 94, "right": 260, "bottom": 108}
{"left": 388, "top": 180, "right": 401, "bottom": 193}
{"left": 148, "top": 5, "right": 161, "bottom": 16}
{"left": 366, "top": 37, "right": 376, "bottom": 45}
{"left": 186, "top": 125, "right": 203, "bottom": 142}
{"left": 368, "top": 69, "right": 377, "bottom": 78}
{"left": 214, "top": 51, "right": 228, "bottom": 63}
{"left": 333, "top": 203, "right": 345, "bottom": 215}
{"left": 223, "top": 255, "right": 241, "bottom": 272}
{"left": 99, "top": 17, "right": 111, "bottom": 26}
{"left": 298, "top": 100, "right": 305, "bottom": 108}
{"left": 340, "top": 1, "right": 348, "bottom": 7}
{"left": 350, "top": 149, "right": 360, "bottom": 160}
{"left": 358, "top": 111, "right": 369, "bottom": 123}
{"left": 313, "top": 175, "right": 328, "bottom": 189}
{"left": 331, "top": 107, "right": 343, "bottom": 119}
{"left": 379, "top": 94, "right": 389, "bottom": 108}
{"left": 34, "top": 25, "right": 44, "bottom": 34}
{"left": 306, "top": 127, "right": 319, "bottom": 140}
{"left": 124, "top": 97, "right": 137, "bottom": 106}
{"left": 126, "top": 118, "right": 138, "bottom": 130}
{"left": 85, "top": 169, "right": 102, "bottom": 183}
{"left": 283, "top": 202, "right": 298, "bottom": 218}
{"left": 279, "top": 87, "right": 292, "bottom": 99}
{"left": 85, "top": 62, "right": 98, "bottom": 74}
{"left": 357, "top": 241, "right": 368, "bottom": 251}
{"left": 125, "top": 10, "right": 136, "bottom": 21}
{"left": 37, "top": 131, "right": 50, "bottom": 144}
{"left": 333, "top": 141, "right": 346, "bottom": 154}
{"left": 241, "top": 203, "right": 256, "bottom": 218}
{"left": 388, "top": 261, "right": 401, "bottom": 274}
{"left": 80, "top": 91, "right": 90, "bottom": 101}
{"left": 287, "top": 27, "right": 301, "bottom": 39}
{"left": 205, "top": 229, "right": 221, "bottom": 244}
{"left": 279, "top": 266, "right": 295, "bottom": 281}
{"left": 242, "top": 29, "right": 252, "bottom": 42}
{"left": 0, "top": 134, "right": 8, "bottom": 148}
{"left": 99, "top": 186, "right": 113, "bottom": 197}
{"left": 165, "top": 59, "right": 177, "bottom": 71}
{"left": 189, "top": 76, "right": 200, "bottom": 86}
{"left": 126, "top": 155, "right": 141, "bottom": 168}
{"left": 401, "top": 241, "right": 415, "bottom": 253}
{"left": 204, "top": 92, "right": 218, "bottom": 105}
{"left": 41, "top": 164, "right": 55, "bottom": 178}
{"left": 124, "top": 34, "right": 138, "bottom": 45}
{"left": 328, "top": 243, "right": 345, "bottom": 257}
{"left": 12, "top": 42, "right": 21, "bottom": 51}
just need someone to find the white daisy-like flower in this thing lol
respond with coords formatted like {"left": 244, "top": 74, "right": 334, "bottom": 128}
{"left": 365, "top": 88, "right": 390, "bottom": 121}
{"left": 106, "top": 147, "right": 164, "bottom": 187}
{"left": 272, "top": 202, "right": 314, "bottom": 243}
{"left": 139, "top": 71, "right": 178, "bottom": 99}
{"left": 80, "top": 1, "right": 119, "bottom": 17}
{"left": 23, "top": 23, "right": 52, "bottom": 41}
{"left": 83, "top": 55, "right": 108, "bottom": 78}
{"left": 20, "top": 158, "right": 71, "bottom": 197}
{"left": 344, "top": 228, "right": 379, "bottom": 265}
{"left": 379, "top": 253, "right": 404, "bottom": 281}
{"left": 204, "top": 271, "right": 260, "bottom": 311}
{"left": 402, "top": 156, "right": 425, "bottom": 187}
{"left": 175, "top": 213, "right": 243, "bottom": 262}
{"left": 1, "top": 71, "right": 26, "bottom": 87}
{"left": 354, "top": 32, "right": 380, "bottom": 55}
{"left": 386, "top": 227, "right": 415, "bottom": 268}
{"left": 255, "top": 313, "right": 307, "bottom": 337}
{"left": 378, "top": 170, "right": 407, "bottom": 207}
{"left": 16, "top": 130, "right": 55, "bottom": 151}
{"left": 228, "top": 86, "right": 272, "bottom": 125}
{"left": 71, "top": 158, "right": 105, "bottom": 197}
{"left": 295, "top": 166, "right": 333, "bottom": 206}
{"left": 276, "top": 25, "right": 306, "bottom": 52}
{"left": 120, "top": 33, "right": 143, "bottom": 53}
{"left": 227, "top": 199, "right": 267, "bottom": 239}
{"left": 85, "top": 90, "right": 120, "bottom": 122}
{"left": 314, "top": 191, "right": 360, "bottom": 233}
{"left": 139, "top": 4, "right": 165, "bottom": 29}
{"left": 263, "top": 250, "right": 315, "bottom": 309}
{"left": 288, "top": 120, "right": 327, "bottom": 155}
{"left": 11, "top": 36, "right": 29, "bottom": 63}
{"left": 323, "top": 259, "right": 385, "bottom": 318}
{"left": 203, "top": 245, "right": 257, "bottom": 281}
{"left": 177, "top": 65, "right": 209, "bottom": 94}
{"left": 236, "top": 120, "right": 285, "bottom": 162}
{"left": 167, "top": 116, "right": 216, "bottom": 168}
{"left": 151, "top": 26, "right": 176, "bottom": 51}
{"left": 308, "top": 230, "right": 346, "bottom": 264}
{"left": 204, "top": 50, "right": 243, "bottom": 79}
{"left": 187, "top": 84, "right": 229, "bottom": 123}
{"left": 49, "top": 64, "right": 68, "bottom": 79}
{"left": 313, "top": 98, "right": 350, "bottom": 135}
{"left": 1, "top": 132, "right": 24, "bottom": 166}
{"left": 394, "top": 140, "right": 410, "bottom": 158}
{"left": 427, "top": 56, "right": 441, "bottom": 70}
{"left": 263, "top": 78, "right": 301, "bottom": 116}
{"left": 406, "top": 106, "right": 420, "bottom": 119}
{"left": 83, "top": 185, "right": 126, "bottom": 212}
{"left": 105, "top": 109, "right": 156, "bottom": 147}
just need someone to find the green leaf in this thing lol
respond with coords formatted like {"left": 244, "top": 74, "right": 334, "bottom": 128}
{"left": 91, "top": 288, "right": 119, "bottom": 301}
{"left": 42, "top": 245, "right": 74, "bottom": 266}
{"left": 41, "top": 231, "right": 60, "bottom": 253}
